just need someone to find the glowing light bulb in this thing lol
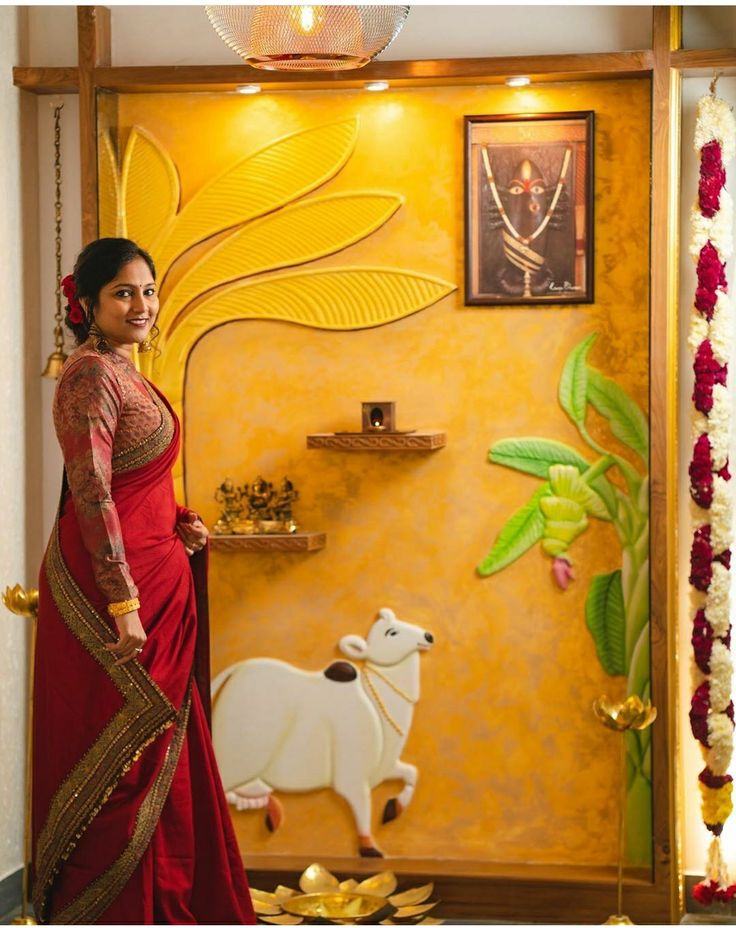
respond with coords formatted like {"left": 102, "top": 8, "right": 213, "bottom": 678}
{"left": 364, "top": 81, "right": 389, "bottom": 92}
{"left": 288, "top": 5, "right": 326, "bottom": 37}
{"left": 236, "top": 84, "right": 262, "bottom": 94}
{"left": 505, "top": 75, "right": 531, "bottom": 88}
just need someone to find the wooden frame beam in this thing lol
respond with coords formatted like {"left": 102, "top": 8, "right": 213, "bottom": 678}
{"left": 77, "top": 6, "right": 110, "bottom": 243}
{"left": 14, "top": 50, "right": 653, "bottom": 96}
{"left": 671, "top": 47, "right": 736, "bottom": 74}
{"left": 12, "top": 67, "right": 79, "bottom": 94}
{"left": 650, "top": 6, "right": 682, "bottom": 921}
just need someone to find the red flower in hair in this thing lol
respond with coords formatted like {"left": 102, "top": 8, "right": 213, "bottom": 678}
{"left": 61, "top": 273, "right": 85, "bottom": 325}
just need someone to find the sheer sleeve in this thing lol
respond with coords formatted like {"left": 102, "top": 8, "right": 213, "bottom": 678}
{"left": 53, "top": 356, "right": 139, "bottom": 605}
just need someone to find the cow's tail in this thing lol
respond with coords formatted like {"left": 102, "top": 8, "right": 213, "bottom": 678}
{"left": 211, "top": 664, "right": 239, "bottom": 703}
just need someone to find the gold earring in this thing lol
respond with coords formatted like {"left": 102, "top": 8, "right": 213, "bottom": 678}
{"left": 88, "top": 321, "right": 110, "bottom": 354}
{"left": 139, "top": 324, "right": 158, "bottom": 354}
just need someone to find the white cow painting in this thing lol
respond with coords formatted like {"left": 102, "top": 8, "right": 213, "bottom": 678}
{"left": 211, "top": 607, "right": 434, "bottom": 857}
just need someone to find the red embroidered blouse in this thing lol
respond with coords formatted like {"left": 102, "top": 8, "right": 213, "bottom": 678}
{"left": 53, "top": 342, "right": 179, "bottom": 604}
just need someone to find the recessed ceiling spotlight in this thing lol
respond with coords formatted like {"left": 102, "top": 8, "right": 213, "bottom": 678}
{"left": 505, "top": 76, "right": 531, "bottom": 88}
{"left": 236, "top": 83, "right": 262, "bottom": 94}
{"left": 364, "top": 80, "right": 389, "bottom": 92}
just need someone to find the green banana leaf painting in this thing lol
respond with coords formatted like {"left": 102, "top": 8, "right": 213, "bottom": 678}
{"left": 478, "top": 333, "right": 651, "bottom": 866}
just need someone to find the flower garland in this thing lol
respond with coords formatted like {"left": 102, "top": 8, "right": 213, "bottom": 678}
{"left": 688, "top": 89, "right": 736, "bottom": 907}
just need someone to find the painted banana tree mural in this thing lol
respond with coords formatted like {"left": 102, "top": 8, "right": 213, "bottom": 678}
{"left": 477, "top": 333, "right": 651, "bottom": 865}
{"left": 97, "top": 120, "right": 455, "bottom": 497}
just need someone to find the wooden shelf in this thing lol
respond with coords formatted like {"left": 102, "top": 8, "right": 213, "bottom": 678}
{"left": 307, "top": 431, "right": 446, "bottom": 451}
{"left": 210, "top": 532, "right": 325, "bottom": 552}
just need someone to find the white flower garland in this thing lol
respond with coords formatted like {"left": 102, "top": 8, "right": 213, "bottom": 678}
{"left": 690, "top": 90, "right": 736, "bottom": 899}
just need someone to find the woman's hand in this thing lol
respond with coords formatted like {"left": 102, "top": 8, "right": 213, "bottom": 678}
{"left": 104, "top": 610, "right": 147, "bottom": 665}
{"left": 176, "top": 518, "right": 209, "bottom": 556}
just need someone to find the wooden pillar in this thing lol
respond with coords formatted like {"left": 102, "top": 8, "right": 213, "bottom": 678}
{"left": 649, "top": 5, "right": 682, "bottom": 922}
{"left": 77, "top": 6, "right": 110, "bottom": 244}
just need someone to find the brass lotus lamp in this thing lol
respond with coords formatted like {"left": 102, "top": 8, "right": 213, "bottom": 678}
{"left": 3, "top": 585, "right": 40, "bottom": 925}
{"left": 42, "top": 103, "right": 68, "bottom": 380}
{"left": 205, "top": 5, "right": 410, "bottom": 72}
{"left": 592, "top": 695, "right": 657, "bottom": 925}
{"left": 250, "top": 862, "right": 442, "bottom": 923}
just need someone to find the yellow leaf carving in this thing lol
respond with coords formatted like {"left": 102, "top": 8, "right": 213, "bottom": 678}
{"left": 157, "top": 267, "right": 455, "bottom": 395}
{"left": 161, "top": 192, "right": 403, "bottom": 333}
{"left": 98, "top": 132, "right": 120, "bottom": 238}
{"left": 121, "top": 128, "right": 180, "bottom": 252}
{"left": 149, "top": 119, "right": 359, "bottom": 280}
{"left": 158, "top": 265, "right": 455, "bottom": 500}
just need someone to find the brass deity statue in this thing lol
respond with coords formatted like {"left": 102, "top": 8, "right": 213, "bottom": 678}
{"left": 213, "top": 475, "right": 300, "bottom": 535}
{"left": 213, "top": 478, "right": 248, "bottom": 534}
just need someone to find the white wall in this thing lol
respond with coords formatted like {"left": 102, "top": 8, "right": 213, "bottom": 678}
{"left": 0, "top": 5, "right": 39, "bottom": 884}
{"left": 26, "top": 5, "right": 653, "bottom": 68}
{"left": 683, "top": 6, "right": 736, "bottom": 49}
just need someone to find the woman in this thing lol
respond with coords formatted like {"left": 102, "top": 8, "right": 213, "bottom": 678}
{"left": 32, "top": 238, "right": 256, "bottom": 925}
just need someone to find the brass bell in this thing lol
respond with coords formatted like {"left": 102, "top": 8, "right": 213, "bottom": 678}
{"left": 41, "top": 348, "right": 68, "bottom": 380}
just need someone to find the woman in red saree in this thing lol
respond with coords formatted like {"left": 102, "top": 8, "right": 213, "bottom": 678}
{"left": 32, "top": 238, "right": 256, "bottom": 925}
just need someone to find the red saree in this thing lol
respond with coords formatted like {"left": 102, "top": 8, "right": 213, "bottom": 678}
{"left": 32, "top": 355, "right": 255, "bottom": 925}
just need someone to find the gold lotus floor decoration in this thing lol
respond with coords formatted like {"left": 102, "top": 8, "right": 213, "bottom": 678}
{"left": 593, "top": 695, "right": 657, "bottom": 926}
{"left": 250, "top": 864, "right": 443, "bottom": 925}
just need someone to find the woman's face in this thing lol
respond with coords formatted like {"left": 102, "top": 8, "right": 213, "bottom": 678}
{"left": 90, "top": 257, "right": 159, "bottom": 352}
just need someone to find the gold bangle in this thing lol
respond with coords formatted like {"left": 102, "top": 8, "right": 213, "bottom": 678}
{"left": 107, "top": 597, "right": 140, "bottom": 619}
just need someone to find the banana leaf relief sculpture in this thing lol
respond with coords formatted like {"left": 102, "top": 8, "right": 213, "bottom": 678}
{"left": 98, "top": 119, "right": 455, "bottom": 497}
{"left": 477, "top": 333, "right": 651, "bottom": 865}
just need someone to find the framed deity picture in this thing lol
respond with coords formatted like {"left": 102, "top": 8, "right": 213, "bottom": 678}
{"left": 464, "top": 111, "right": 594, "bottom": 305}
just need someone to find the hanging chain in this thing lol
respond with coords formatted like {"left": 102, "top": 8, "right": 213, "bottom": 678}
{"left": 52, "top": 102, "right": 64, "bottom": 353}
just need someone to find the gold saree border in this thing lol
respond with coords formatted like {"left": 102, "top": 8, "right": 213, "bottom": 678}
{"left": 34, "top": 525, "right": 178, "bottom": 923}
{"left": 111, "top": 382, "right": 175, "bottom": 474}
{"left": 55, "top": 682, "right": 193, "bottom": 924}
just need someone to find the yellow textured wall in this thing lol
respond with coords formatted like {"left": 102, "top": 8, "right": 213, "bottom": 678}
{"left": 115, "top": 79, "right": 650, "bottom": 867}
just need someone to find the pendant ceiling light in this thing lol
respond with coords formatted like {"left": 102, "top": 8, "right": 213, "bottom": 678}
{"left": 205, "top": 5, "right": 410, "bottom": 72}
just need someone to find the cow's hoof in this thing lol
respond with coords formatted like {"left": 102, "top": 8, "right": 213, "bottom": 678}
{"left": 382, "top": 798, "right": 403, "bottom": 824}
{"left": 265, "top": 796, "right": 284, "bottom": 832}
{"left": 359, "top": 845, "right": 384, "bottom": 858}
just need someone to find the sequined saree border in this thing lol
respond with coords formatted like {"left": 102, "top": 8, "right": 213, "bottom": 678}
{"left": 34, "top": 525, "right": 177, "bottom": 923}
{"left": 55, "top": 682, "right": 193, "bottom": 924}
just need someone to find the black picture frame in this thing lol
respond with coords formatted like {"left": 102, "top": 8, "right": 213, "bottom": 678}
{"left": 464, "top": 111, "right": 594, "bottom": 306}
